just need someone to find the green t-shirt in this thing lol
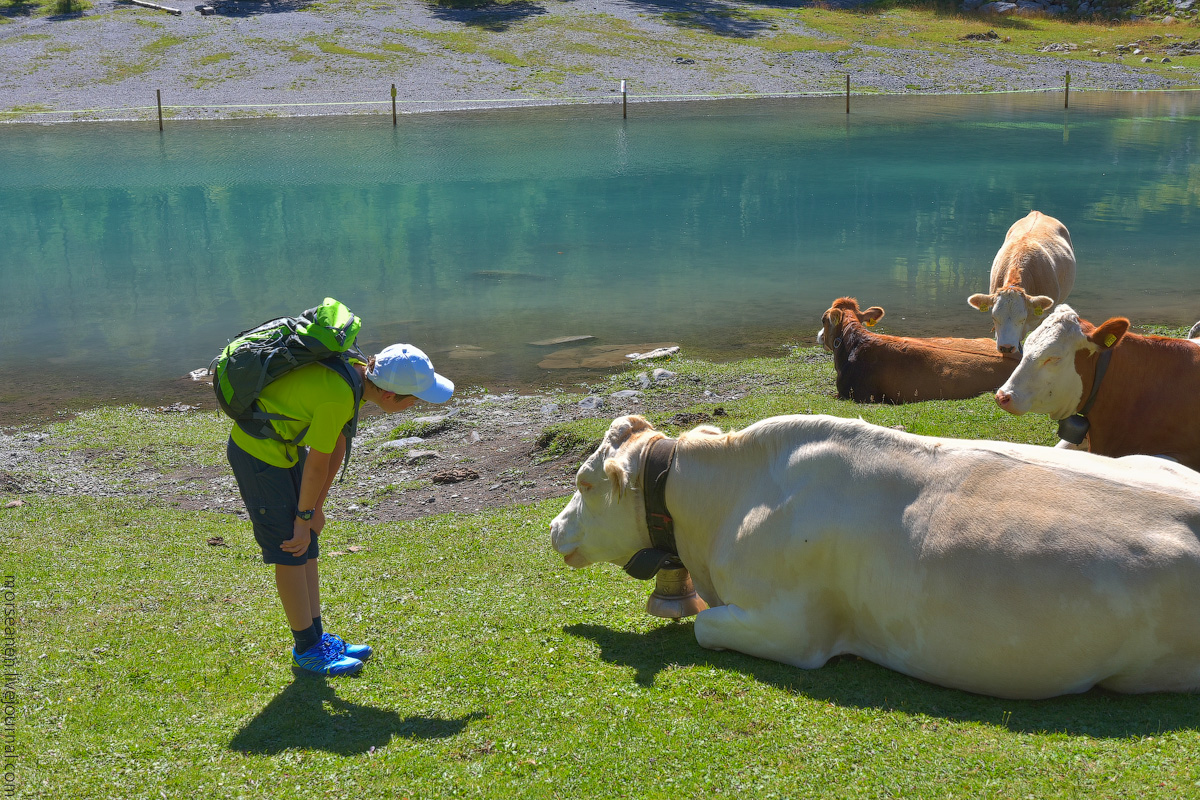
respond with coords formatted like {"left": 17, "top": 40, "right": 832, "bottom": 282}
{"left": 230, "top": 362, "right": 358, "bottom": 468}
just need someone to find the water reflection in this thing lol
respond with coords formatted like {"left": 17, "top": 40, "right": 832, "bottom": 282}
{"left": 1, "top": 92, "right": 1197, "bottom": 416}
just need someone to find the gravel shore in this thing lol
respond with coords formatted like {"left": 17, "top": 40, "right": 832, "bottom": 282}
{"left": 3, "top": 0, "right": 1198, "bottom": 123}
{"left": 0, "top": 355, "right": 804, "bottom": 521}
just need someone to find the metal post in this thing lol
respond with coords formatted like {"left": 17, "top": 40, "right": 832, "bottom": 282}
{"left": 845, "top": 74, "right": 850, "bottom": 114}
{"left": 157, "top": 89, "right": 163, "bottom": 131}
{"left": 621, "top": 79, "right": 627, "bottom": 119}
{"left": 391, "top": 83, "right": 397, "bottom": 126}
{"left": 1064, "top": 71, "right": 1070, "bottom": 109}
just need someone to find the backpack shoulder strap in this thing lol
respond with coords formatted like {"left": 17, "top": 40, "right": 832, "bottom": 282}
{"left": 320, "top": 352, "right": 366, "bottom": 479}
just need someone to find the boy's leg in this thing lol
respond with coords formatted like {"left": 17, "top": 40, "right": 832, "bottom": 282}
{"left": 305, "top": 559, "right": 321, "bottom": 621}
{"left": 308, "top": 557, "right": 374, "bottom": 663}
{"left": 276, "top": 563, "right": 315, "bottom": 632}
{"left": 227, "top": 438, "right": 361, "bottom": 675}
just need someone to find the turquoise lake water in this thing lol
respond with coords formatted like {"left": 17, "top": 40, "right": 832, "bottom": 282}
{"left": 1, "top": 92, "right": 1198, "bottom": 418}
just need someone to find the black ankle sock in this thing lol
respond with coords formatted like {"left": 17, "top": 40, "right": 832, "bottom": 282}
{"left": 292, "top": 623, "right": 319, "bottom": 654}
{"left": 313, "top": 616, "right": 323, "bottom": 638}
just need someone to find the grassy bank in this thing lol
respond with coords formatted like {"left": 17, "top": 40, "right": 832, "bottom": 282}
{"left": 6, "top": 348, "right": 1200, "bottom": 798}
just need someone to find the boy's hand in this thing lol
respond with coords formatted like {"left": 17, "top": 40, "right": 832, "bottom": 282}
{"left": 282, "top": 520, "right": 313, "bottom": 555}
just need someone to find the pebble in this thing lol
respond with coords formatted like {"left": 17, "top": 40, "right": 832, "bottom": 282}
{"left": 578, "top": 396, "right": 604, "bottom": 411}
{"left": 381, "top": 437, "right": 424, "bottom": 449}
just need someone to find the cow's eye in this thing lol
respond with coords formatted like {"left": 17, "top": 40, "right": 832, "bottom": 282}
{"left": 577, "top": 479, "right": 593, "bottom": 493}
{"left": 1042, "top": 356, "right": 1060, "bottom": 366}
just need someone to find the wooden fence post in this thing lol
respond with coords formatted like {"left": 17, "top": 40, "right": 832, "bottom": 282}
{"left": 157, "top": 89, "right": 163, "bottom": 131}
{"left": 622, "top": 79, "right": 627, "bottom": 119}
{"left": 391, "top": 84, "right": 397, "bottom": 126}
{"left": 1064, "top": 71, "right": 1070, "bottom": 109}
{"left": 845, "top": 74, "right": 850, "bottom": 114}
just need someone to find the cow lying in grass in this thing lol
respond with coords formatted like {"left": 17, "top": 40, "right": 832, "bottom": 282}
{"left": 819, "top": 297, "right": 1015, "bottom": 403}
{"left": 995, "top": 304, "right": 1200, "bottom": 471}
{"left": 550, "top": 414, "right": 1200, "bottom": 699}
{"left": 968, "top": 210, "right": 1076, "bottom": 355}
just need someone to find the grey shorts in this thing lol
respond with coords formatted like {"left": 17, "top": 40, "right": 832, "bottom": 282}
{"left": 227, "top": 438, "right": 319, "bottom": 565}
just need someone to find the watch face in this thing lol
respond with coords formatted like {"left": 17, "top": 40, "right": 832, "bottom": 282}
{"left": 297, "top": 509, "right": 314, "bottom": 520}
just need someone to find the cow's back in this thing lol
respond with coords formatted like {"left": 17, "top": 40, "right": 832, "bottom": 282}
{"left": 1087, "top": 334, "right": 1200, "bottom": 470}
{"left": 989, "top": 210, "right": 1076, "bottom": 301}
{"left": 835, "top": 327, "right": 1015, "bottom": 403}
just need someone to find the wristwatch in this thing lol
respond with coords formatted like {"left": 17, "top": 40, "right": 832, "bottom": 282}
{"left": 296, "top": 508, "right": 315, "bottom": 521}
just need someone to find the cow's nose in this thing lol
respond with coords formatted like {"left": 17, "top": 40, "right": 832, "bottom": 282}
{"left": 998, "top": 344, "right": 1016, "bottom": 354}
{"left": 995, "top": 390, "right": 1013, "bottom": 408}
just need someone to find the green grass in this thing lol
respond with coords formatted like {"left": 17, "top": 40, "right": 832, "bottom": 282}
{"left": 301, "top": 35, "right": 406, "bottom": 61}
{"left": 0, "top": 103, "right": 55, "bottom": 115}
{"left": 143, "top": 34, "right": 185, "bottom": 54}
{"left": 196, "top": 51, "right": 234, "bottom": 66}
{"left": 7, "top": 352, "right": 1200, "bottom": 798}
{"left": 38, "top": 405, "right": 229, "bottom": 470}
{"left": 786, "top": 2, "right": 1200, "bottom": 71}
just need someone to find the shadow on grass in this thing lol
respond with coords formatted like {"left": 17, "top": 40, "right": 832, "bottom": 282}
{"left": 0, "top": 0, "right": 39, "bottom": 18}
{"left": 623, "top": 0, "right": 776, "bottom": 38}
{"left": 567, "top": 622, "right": 1200, "bottom": 738}
{"left": 426, "top": 0, "right": 549, "bottom": 31}
{"left": 229, "top": 669, "right": 485, "bottom": 755}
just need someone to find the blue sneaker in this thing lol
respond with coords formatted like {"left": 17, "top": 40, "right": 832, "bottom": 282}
{"left": 323, "top": 632, "right": 373, "bottom": 663}
{"left": 292, "top": 636, "right": 364, "bottom": 676}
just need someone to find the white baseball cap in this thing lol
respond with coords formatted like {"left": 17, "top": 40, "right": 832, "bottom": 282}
{"left": 367, "top": 344, "right": 454, "bottom": 404}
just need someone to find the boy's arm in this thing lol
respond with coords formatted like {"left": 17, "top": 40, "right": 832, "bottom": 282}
{"left": 311, "top": 434, "right": 347, "bottom": 531}
{"left": 281, "top": 436, "right": 343, "bottom": 555}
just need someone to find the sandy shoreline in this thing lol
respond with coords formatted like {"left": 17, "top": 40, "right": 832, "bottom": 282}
{"left": 4, "top": 0, "right": 1199, "bottom": 124}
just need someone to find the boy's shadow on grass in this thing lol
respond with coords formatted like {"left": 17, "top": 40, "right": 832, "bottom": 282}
{"left": 567, "top": 622, "right": 1200, "bottom": 739}
{"left": 229, "top": 669, "right": 484, "bottom": 755}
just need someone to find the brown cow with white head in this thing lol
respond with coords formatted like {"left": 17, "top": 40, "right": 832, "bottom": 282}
{"left": 968, "top": 210, "right": 1076, "bottom": 356}
{"left": 995, "top": 304, "right": 1200, "bottom": 470}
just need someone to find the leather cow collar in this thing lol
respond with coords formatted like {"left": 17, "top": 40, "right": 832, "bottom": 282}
{"left": 622, "top": 436, "right": 683, "bottom": 581}
{"left": 1057, "top": 347, "right": 1114, "bottom": 445}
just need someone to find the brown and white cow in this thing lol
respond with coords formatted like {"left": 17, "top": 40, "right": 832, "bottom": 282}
{"left": 968, "top": 210, "right": 1076, "bottom": 355}
{"left": 995, "top": 304, "right": 1200, "bottom": 470}
{"left": 819, "top": 297, "right": 1015, "bottom": 404}
{"left": 551, "top": 414, "right": 1200, "bottom": 699}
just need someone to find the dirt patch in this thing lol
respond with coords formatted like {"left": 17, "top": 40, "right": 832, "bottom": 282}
{"left": 0, "top": 361, "right": 775, "bottom": 523}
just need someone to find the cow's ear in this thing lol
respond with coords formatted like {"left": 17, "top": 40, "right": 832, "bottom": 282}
{"left": 967, "top": 293, "right": 993, "bottom": 312}
{"left": 1088, "top": 318, "right": 1130, "bottom": 350}
{"left": 1029, "top": 295, "right": 1055, "bottom": 315}
{"left": 826, "top": 309, "right": 842, "bottom": 329}
{"left": 862, "top": 307, "right": 885, "bottom": 327}
{"left": 603, "top": 458, "right": 628, "bottom": 499}
{"left": 625, "top": 415, "right": 653, "bottom": 433}
{"left": 606, "top": 415, "right": 654, "bottom": 447}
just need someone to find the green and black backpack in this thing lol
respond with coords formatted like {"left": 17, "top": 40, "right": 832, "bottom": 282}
{"left": 212, "top": 297, "right": 365, "bottom": 469}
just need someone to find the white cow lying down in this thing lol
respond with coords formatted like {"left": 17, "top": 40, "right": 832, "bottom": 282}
{"left": 550, "top": 414, "right": 1200, "bottom": 699}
